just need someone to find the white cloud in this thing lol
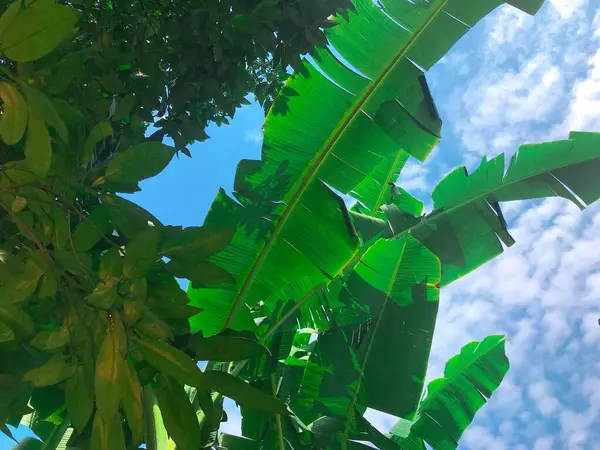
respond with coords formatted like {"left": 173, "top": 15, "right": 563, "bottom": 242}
{"left": 549, "top": 0, "right": 586, "bottom": 19}
{"left": 533, "top": 436, "right": 554, "bottom": 450}
{"left": 244, "top": 129, "right": 263, "bottom": 145}
{"left": 528, "top": 381, "right": 561, "bottom": 416}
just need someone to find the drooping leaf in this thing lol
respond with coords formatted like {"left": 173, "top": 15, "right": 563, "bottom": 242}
{"left": 104, "top": 142, "right": 176, "bottom": 183}
{"left": 91, "top": 412, "right": 126, "bottom": 450}
{"left": 188, "top": 329, "right": 270, "bottom": 362}
{"left": 65, "top": 366, "right": 94, "bottom": 432}
{"left": 18, "top": 83, "right": 68, "bottom": 143}
{"left": 142, "top": 385, "right": 169, "bottom": 450}
{"left": 203, "top": 370, "right": 287, "bottom": 414}
{"left": 120, "top": 359, "right": 143, "bottom": 444}
{"left": 0, "top": 82, "right": 28, "bottom": 145}
{"left": 130, "top": 334, "right": 204, "bottom": 387}
{"left": 154, "top": 374, "right": 201, "bottom": 450}
{"left": 0, "top": 1, "right": 81, "bottom": 62}
{"left": 95, "top": 331, "right": 123, "bottom": 420}
{"left": 166, "top": 260, "right": 235, "bottom": 287}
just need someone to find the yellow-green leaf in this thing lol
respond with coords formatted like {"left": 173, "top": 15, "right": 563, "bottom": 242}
{"left": 19, "top": 82, "right": 68, "bottom": 142}
{"left": 0, "top": 81, "right": 28, "bottom": 145}
{"left": 95, "top": 331, "right": 123, "bottom": 420}
{"left": 91, "top": 412, "right": 126, "bottom": 450}
{"left": 0, "top": 1, "right": 81, "bottom": 62}
{"left": 130, "top": 334, "right": 204, "bottom": 387}
{"left": 23, "top": 354, "right": 74, "bottom": 387}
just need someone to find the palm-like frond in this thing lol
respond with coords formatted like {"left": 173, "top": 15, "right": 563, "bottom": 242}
{"left": 187, "top": 0, "right": 541, "bottom": 338}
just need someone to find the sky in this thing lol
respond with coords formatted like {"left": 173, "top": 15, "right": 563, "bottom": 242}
{"left": 3, "top": 0, "right": 600, "bottom": 448}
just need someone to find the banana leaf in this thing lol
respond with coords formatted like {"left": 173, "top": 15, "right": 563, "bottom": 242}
{"left": 187, "top": 0, "right": 540, "bottom": 338}
{"left": 390, "top": 336, "right": 509, "bottom": 450}
{"left": 387, "top": 131, "right": 600, "bottom": 285}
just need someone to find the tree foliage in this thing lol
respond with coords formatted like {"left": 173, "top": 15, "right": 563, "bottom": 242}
{"left": 0, "top": 0, "right": 597, "bottom": 449}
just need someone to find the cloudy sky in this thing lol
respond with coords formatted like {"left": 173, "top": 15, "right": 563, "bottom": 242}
{"left": 4, "top": 0, "right": 600, "bottom": 449}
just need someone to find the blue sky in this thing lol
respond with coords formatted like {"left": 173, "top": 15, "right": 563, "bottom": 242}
{"left": 4, "top": 0, "right": 600, "bottom": 449}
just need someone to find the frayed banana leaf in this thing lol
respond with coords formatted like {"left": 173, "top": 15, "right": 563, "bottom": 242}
{"left": 390, "top": 335, "right": 509, "bottom": 450}
{"left": 354, "top": 132, "right": 600, "bottom": 286}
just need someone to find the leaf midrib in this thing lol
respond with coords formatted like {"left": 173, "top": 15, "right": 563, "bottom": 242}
{"left": 340, "top": 240, "right": 408, "bottom": 449}
{"left": 223, "top": 0, "right": 450, "bottom": 330}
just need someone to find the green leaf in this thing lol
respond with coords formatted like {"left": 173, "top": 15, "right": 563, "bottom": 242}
{"left": 82, "top": 121, "right": 112, "bottom": 167}
{"left": 71, "top": 205, "right": 112, "bottom": 252}
{"left": 18, "top": 83, "right": 68, "bottom": 143}
{"left": 52, "top": 249, "right": 92, "bottom": 276}
{"left": 189, "top": 329, "right": 270, "bottom": 362}
{"left": 0, "top": 319, "right": 15, "bottom": 342}
{"left": 30, "top": 326, "right": 69, "bottom": 350}
{"left": 0, "top": 305, "right": 35, "bottom": 338}
{"left": 203, "top": 370, "right": 287, "bottom": 414}
{"left": 98, "top": 248, "right": 123, "bottom": 282}
{"left": 104, "top": 142, "right": 176, "bottom": 183}
{"left": 166, "top": 260, "right": 235, "bottom": 287}
{"left": 65, "top": 366, "right": 94, "bottom": 433}
{"left": 219, "top": 433, "right": 260, "bottom": 450}
{"left": 91, "top": 412, "right": 126, "bottom": 450}
{"left": 161, "top": 226, "right": 234, "bottom": 262}
{"left": 123, "top": 227, "right": 160, "bottom": 280}
{"left": 393, "top": 336, "right": 510, "bottom": 450}
{"left": 0, "top": 260, "right": 44, "bottom": 306}
{"left": 95, "top": 331, "right": 123, "bottom": 420}
{"left": 392, "top": 132, "right": 600, "bottom": 285}
{"left": 154, "top": 374, "right": 201, "bottom": 450}
{"left": 0, "top": 1, "right": 81, "bottom": 62}
{"left": 130, "top": 334, "right": 204, "bottom": 387}
{"left": 0, "top": 82, "right": 28, "bottom": 145}
{"left": 142, "top": 385, "right": 169, "bottom": 450}
{"left": 23, "top": 354, "right": 74, "bottom": 387}
{"left": 120, "top": 359, "right": 143, "bottom": 444}
{"left": 24, "top": 113, "right": 52, "bottom": 177}
{"left": 86, "top": 282, "right": 119, "bottom": 310}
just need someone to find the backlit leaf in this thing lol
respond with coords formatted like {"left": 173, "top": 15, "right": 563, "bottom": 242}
{"left": 66, "top": 366, "right": 94, "bottom": 432}
{"left": 95, "top": 331, "right": 123, "bottom": 420}
{"left": 123, "top": 227, "right": 160, "bottom": 280}
{"left": 0, "top": 1, "right": 81, "bottom": 62}
{"left": 0, "top": 81, "right": 27, "bottom": 145}
{"left": 104, "top": 142, "right": 176, "bottom": 183}
{"left": 23, "top": 354, "right": 74, "bottom": 387}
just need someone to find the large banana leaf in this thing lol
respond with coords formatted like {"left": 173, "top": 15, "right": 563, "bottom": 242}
{"left": 390, "top": 335, "right": 509, "bottom": 450}
{"left": 391, "top": 131, "right": 600, "bottom": 285}
{"left": 187, "top": 0, "right": 540, "bottom": 337}
{"left": 287, "top": 236, "right": 439, "bottom": 448}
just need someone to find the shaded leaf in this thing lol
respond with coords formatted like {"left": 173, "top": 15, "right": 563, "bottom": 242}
{"left": 91, "top": 412, "right": 126, "bottom": 450}
{"left": 120, "top": 359, "right": 143, "bottom": 444}
{"left": 189, "top": 329, "right": 270, "bottom": 362}
{"left": 161, "top": 226, "right": 234, "bottom": 262}
{"left": 23, "top": 354, "right": 73, "bottom": 387}
{"left": 25, "top": 113, "right": 52, "bottom": 177}
{"left": 104, "top": 142, "right": 176, "bottom": 183}
{"left": 154, "top": 374, "right": 201, "bottom": 450}
{"left": 65, "top": 366, "right": 94, "bottom": 433}
{"left": 203, "top": 370, "right": 287, "bottom": 414}
{"left": 95, "top": 331, "right": 123, "bottom": 420}
{"left": 123, "top": 227, "right": 160, "bottom": 280}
